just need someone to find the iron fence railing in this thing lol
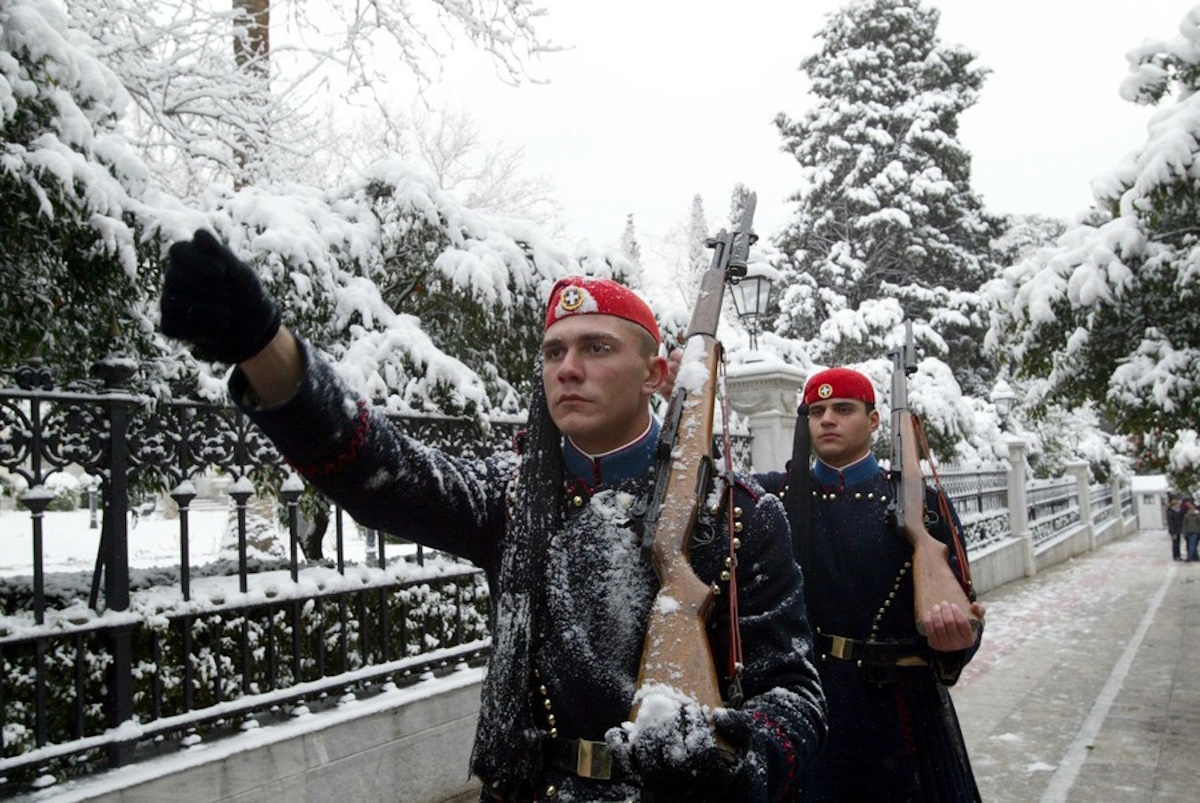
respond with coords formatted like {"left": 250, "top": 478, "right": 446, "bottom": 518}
{"left": 0, "top": 361, "right": 506, "bottom": 791}
{"left": 938, "top": 467, "right": 1010, "bottom": 550}
{"left": 1026, "top": 477, "right": 1081, "bottom": 548}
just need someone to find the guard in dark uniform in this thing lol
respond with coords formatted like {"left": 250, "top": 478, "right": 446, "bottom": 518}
{"left": 161, "top": 236, "right": 828, "bottom": 802}
{"left": 762, "top": 368, "right": 983, "bottom": 802}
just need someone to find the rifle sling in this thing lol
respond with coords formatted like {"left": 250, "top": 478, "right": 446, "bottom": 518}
{"left": 785, "top": 405, "right": 814, "bottom": 613}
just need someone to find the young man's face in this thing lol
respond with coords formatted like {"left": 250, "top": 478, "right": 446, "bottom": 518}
{"left": 541, "top": 314, "right": 666, "bottom": 454}
{"left": 807, "top": 398, "right": 879, "bottom": 468}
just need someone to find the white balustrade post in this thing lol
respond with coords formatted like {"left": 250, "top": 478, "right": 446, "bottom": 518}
{"left": 1111, "top": 474, "right": 1125, "bottom": 533}
{"left": 1065, "top": 459, "right": 1094, "bottom": 551}
{"left": 725, "top": 360, "right": 806, "bottom": 474}
{"left": 1006, "top": 437, "right": 1034, "bottom": 577}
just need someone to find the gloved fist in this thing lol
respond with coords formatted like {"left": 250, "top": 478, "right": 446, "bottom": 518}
{"left": 161, "top": 229, "right": 282, "bottom": 364}
{"left": 606, "top": 697, "right": 743, "bottom": 799}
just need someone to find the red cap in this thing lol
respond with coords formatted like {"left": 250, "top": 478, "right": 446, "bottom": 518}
{"left": 803, "top": 367, "right": 876, "bottom": 406}
{"left": 544, "top": 275, "right": 661, "bottom": 345}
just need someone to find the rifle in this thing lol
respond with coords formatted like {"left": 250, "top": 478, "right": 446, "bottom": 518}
{"left": 890, "top": 321, "right": 981, "bottom": 636}
{"left": 632, "top": 193, "right": 757, "bottom": 718}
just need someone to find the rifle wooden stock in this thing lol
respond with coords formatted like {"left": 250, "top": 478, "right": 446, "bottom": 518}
{"left": 633, "top": 336, "right": 724, "bottom": 714}
{"left": 897, "top": 410, "right": 981, "bottom": 636}
{"left": 631, "top": 192, "right": 756, "bottom": 724}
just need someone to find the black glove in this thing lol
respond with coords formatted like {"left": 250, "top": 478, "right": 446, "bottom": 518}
{"left": 606, "top": 701, "right": 744, "bottom": 799}
{"left": 161, "top": 229, "right": 282, "bottom": 363}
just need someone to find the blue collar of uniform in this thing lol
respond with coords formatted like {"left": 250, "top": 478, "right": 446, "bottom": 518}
{"left": 563, "top": 418, "right": 660, "bottom": 489}
{"left": 813, "top": 452, "right": 880, "bottom": 489}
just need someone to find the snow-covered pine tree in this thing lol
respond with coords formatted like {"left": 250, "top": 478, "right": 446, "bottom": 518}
{"left": 684, "top": 194, "right": 709, "bottom": 302}
{"left": 619, "top": 212, "right": 648, "bottom": 284}
{"left": 621, "top": 213, "right": 643, "bottom": 273}
{"left": 985, "top": 6, "right": 1200, "bottom": 487}
{"left": 728, "top": 182, "right": 754, "bottom": 229}
{"left": 773, "top": 0, "right": 1003, "bottom": 395}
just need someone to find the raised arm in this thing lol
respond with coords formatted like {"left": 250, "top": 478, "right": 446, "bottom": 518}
{"left": 161, "top": 229, "right": 302, "bottom": 406}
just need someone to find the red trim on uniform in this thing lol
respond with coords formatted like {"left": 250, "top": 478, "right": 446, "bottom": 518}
{"left": 751, "top": 710, "right": 799, "bottom": 802}
{"left": 734, "top": 478, "right": 761, "bottom": 502}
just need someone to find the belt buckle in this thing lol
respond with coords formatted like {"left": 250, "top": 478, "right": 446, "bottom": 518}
{"left": 829, "top": 635, "right": 853, "bottom": 660}
{"left": 576, "top": 739, "right": 612, "bottom": 780}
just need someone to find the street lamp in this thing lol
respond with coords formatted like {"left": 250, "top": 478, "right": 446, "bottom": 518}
{"left": 991, "top": 378, "right": 1016, "bottom": 431}
{"left": 730, "top": 273, "right": 773, "bottom": 351}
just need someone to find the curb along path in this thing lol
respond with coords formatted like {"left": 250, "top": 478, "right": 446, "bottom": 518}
{"left": 952, "top": 527, "right": 1200, "bottom": 802}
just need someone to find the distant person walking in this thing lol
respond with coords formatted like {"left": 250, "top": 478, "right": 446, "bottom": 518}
{"left": 1181, "top": 498, "right": 1200, "bottom": 563}
{"left": 1166, "top": 494, "right": 1183, "bottom": 561}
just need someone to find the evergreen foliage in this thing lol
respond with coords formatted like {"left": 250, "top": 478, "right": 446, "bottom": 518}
{"left": 0, "top": 0, "right": 160, "bottom": 384}
{"left": 685, "top": 194, "right": 709, "bottom": 297}
{"left": 985, "top": 8, "right": 1200, "bottom": 487}
{"left": 621, "top": 213, "right": 643, "bottom": 271}
{"left": 0, "top": 0, "right": 571, "bottom": 416}
{"left": 773, "top": 0, "right": 1004, "bottom": 399}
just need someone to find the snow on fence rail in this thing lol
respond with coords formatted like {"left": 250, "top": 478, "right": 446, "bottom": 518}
{"left": 0, "top": 363, "right": 509, "bottom": 793}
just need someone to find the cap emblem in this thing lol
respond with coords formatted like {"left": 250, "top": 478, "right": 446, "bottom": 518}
{"left": 818, "top": 383, "right": 833, "bottom": 399}
{"left": 559, "top": 286, "right": 586, "bottom": 313}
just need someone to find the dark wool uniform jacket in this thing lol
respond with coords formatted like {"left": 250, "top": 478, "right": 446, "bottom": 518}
{"left": 761, "top": 454, "right": 982, "bottom": 802}
{"left": 231, "top": 340, "right": 826, "bottom": 802}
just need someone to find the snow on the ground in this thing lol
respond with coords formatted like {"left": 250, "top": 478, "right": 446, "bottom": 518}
{"left": 0, "top": 506, "right": 393, "bottom": 578}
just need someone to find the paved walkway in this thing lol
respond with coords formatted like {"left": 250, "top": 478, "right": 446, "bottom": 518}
{"left": 952, "top": 526, "right": 1200, "bottom": 802}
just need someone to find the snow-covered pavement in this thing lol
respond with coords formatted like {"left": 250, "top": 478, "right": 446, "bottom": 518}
{"left": 953, "top": 526, "right": 1199, "bottom": 802}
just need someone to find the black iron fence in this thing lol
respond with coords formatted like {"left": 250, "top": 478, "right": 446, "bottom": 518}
{"left": 0, "top": 360, "right": 513, "bottom": 792}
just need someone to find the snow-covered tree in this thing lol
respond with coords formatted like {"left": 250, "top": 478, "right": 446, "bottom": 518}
{"left": 687, "top": 194, "right": 709, "bottom": 274}
{"left": 620, "top": 213, "right": 642, "bottom": 273}
{"left": 985, "top": 5, "right": 1200, "bottom": 487}
{"left": 71, "top": 0, "right": 556, "bottom": 194}
{"left": 313, "top": 104, "right": 565, "bottom": 235}
{"left": 773, "top": 0, "right": 1003, "bottom": 399}
{"left": 991, "top": 213, "right": 1067, "bottom": 268}
{"left": 0, "top": 0, "right": 160, "bottom": 383}
{"left": 670, "top": 193, "right": 710, "bottom": 306}
{"left": 1, "top": 0, "right": 579, "bottom": 417}
{"left": 728, "top": 182, "right": 754, "bottom": 229}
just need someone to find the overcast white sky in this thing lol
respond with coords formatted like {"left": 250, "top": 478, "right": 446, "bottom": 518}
{"left": 396, "top": 1, "right": 1186, "bottom": 254}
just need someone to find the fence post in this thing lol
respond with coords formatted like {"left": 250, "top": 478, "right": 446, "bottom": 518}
{"left": 1005, "top": 437, "right": 1035, "bottom": 577}
{"left": 1065, "top": 459, "right": 1094, "bottom": 551}
{"left": 1110, "top": 474, "right": 1125, "bottom": 533}
{"left": 725, "top": 360, "right": 805, "bottom": 473}
{"left": 95, "top": 360, "right": 136, "bottom": 768}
